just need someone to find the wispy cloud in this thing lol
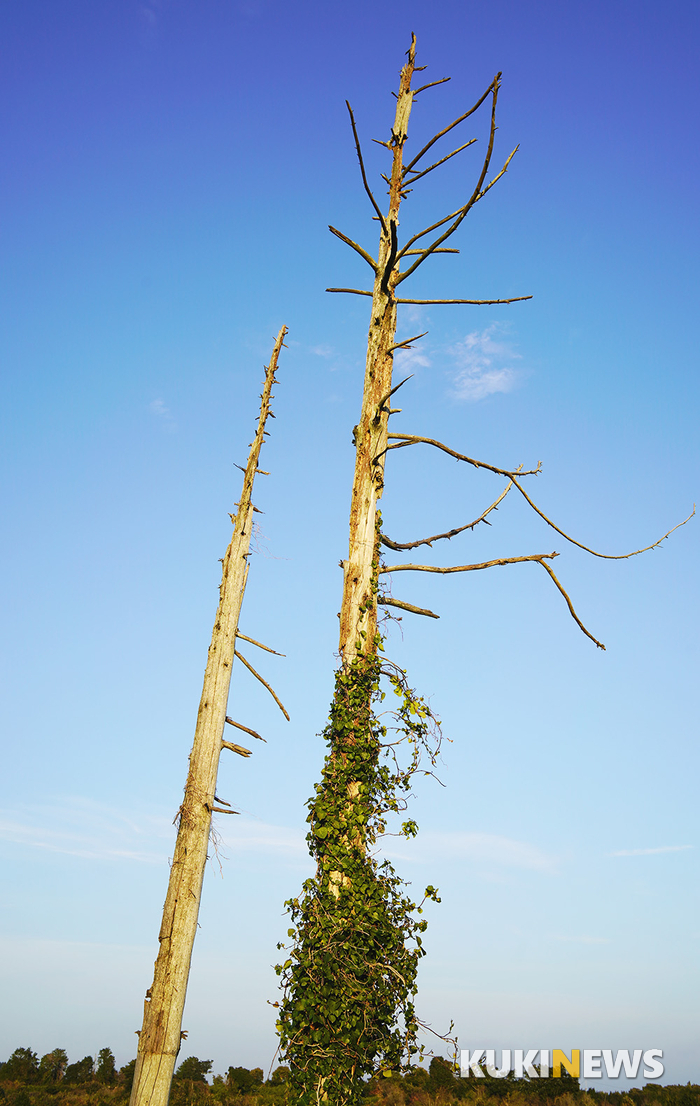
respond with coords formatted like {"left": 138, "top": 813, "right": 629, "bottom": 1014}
{"left": 0, "top": 798, "right": 171, "bottom": 863}
{"left": 552, "top": 934, "right": 611, "bottom": 945}
{"left": 0, "top": 798, "right": 308, "bottom": 865}
{"left": 447, "top": 323, "right": 522, "bottom": 401}
{"left": 387, "top": 830, "right": 557, "bottom": 873}
{"left": 609, "top": 845, "right": 693, "bottom": 857}
{"left": 149, "top": 397, "right": 177, "bottom": 431}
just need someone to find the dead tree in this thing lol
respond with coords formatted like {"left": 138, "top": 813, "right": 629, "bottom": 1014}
{"left": 276, "top": 37, "right": 692, "bottom": 1106}
{"left": 130, "top": 327, "right": 289, "bottom": 1106}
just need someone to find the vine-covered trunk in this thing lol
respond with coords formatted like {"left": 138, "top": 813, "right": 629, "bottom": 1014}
{"left": 130, "top": 328, "right": 286, "bottom": 1106}
{"left": 278, "top": 44, "right": 422, "bottom": 1106}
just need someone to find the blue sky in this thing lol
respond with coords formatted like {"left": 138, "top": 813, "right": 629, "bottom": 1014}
{"left": 1, "top": 0, "right": 698, "bottom": 1089}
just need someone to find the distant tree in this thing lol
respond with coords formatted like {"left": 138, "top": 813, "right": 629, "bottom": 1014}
{"left": 119, "top": 1060, "right": 137, "bottom": 1094}
{"left": 96, "top": 1049, "right": 116, "bottom": 1085}
{"left": 429, "top": 1057, "right": 457, "bottom": 1092}
{"left": 267, "top": 1066, "right": 290, "bottom": 1086}
{"left": 226, "top": 1067, "right": 263, "bottom": 1094}
{"left": 0, "top": 1050, "right": 39, "bottom": 1084}
{"left": 174, "top": 1059, "right": 213, "bottom": 1084}
{"left": 64, "top": 1057, "right": 94, "bottom": 1085}
{"left": 39, "top": 1050, "right": 68, "bottom": 1084}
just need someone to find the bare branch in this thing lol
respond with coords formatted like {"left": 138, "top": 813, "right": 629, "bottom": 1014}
{"left": 377, "top": 375, "right": 413, "bottom": 414}
{"left": 380, "top": 552, "right": 559, "bottom": 575}
{"left": 395, "top": 295, "right": 532, "bottom": 305}
{"left": 345, "top": 101, "right": 387, "bottom": 233}
{"left": 234, "top": 650, "right": 290, "bottom": 721}
{"left": 328, "top": 225, "right": 378, "bottom": 272}
{"left": 538, "top": 560, "right": 606, "bottom": 650}
{"left": 380, "top": 480, "right": 513, "bottom": 550}
{"left": 413, "top": 76, "right": 451, "bottom": 94}
{"left": 388, "top": 331, "right": 428, "bottom": 353}
{"left": 386, "top": 433, "right": 542, "bottom": 477}
{"left": 225, "top": 716, "right": 266, "bottom": 742}
{"left": 378, "top": 596, "right": 440, "bottom": 619}
{"left": 326, "top": 287, "right": 372, "bottom": 297}
{"left": 403, "top": 139, "right": 477, "bottom": 186}
{"left": 403, "top": 77, "right": 497, "bottom": 174}
{"left": 388, "top": 435, "right": 695, "bottom": 560}
{"left": 221, "top": 739, "right": 253, "bottom": 757}
{"left": 509, "top": 481, "right": 696, "bottom": 560}
{"left": 396, "top": 88, "right": 510, "bottom": 282}
{"left": 401, "top": 248, "right": 459, "bottom": 255}
{"left": 236, "top": 631, "right": 286, "bottom": 656}
{"left": 209, "top": 806, "right": 239, "bottom": 815}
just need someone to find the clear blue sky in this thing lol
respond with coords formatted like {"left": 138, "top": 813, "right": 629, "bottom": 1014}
{"left": 1, "top": 0, "right": 698, "bottom": 1089}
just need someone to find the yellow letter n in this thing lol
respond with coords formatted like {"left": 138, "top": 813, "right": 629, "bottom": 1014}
{"left": 552, "top": 1050, "right": 580, "bottom": 1078}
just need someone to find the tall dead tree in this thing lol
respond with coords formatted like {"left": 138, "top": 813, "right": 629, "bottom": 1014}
{"left": 130, "top": 327, "right": 289, "bottom": 1106}
{"left": 276, "top": 37, "right": 692, "bottom": 1106}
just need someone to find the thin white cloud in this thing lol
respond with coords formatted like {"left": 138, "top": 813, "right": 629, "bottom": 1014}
{"left": 386, "top": 830, "right": 557, "bottom": 873}
{"left": 149, "top": 397, "right": 177, "bottom": 431}
{"left": 0, "top": 798, "right": 308, "bottom": 865}
{"left": 552, "top": 934, "right": 611, "bottom": 945}
{"left": 448, "top": 323, "right": 522, "bottom": 401}
{"left": 609, "top": 845, "right": 693, "bottom": 857}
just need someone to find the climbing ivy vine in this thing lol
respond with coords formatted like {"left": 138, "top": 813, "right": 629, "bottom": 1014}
{"left": 275, "top": 640, "right": 444, "bottom": 1106}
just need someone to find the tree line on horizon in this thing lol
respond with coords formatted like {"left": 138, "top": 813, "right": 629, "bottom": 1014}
{"left": 1, "top": 1047, "right": 699, "bottom": 1106}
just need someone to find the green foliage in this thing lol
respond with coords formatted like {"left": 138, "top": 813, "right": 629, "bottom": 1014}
{"left": 225, "top": 1068, "right": 263, "bottom": 1094}
{"left": 276, "top": 649, "right": 444, "bottom": 1106}
{"left": 119, "top": 1060, "right": 136, "bottom": 1095}
{"left": 64, "top": 1058, "right": 93, "bottom": 1085}
{"left": 175, "top": 1059, "right": 213, "bottom": 1084}
{"left": 96, "top": 1050, "right": 116, "bottom": 1086}
{"left": 39, "top": 1053, "right": 68, "bottom": 1085}
{"left": 0, "top": 1052, "right": 39, "bottom": 1085}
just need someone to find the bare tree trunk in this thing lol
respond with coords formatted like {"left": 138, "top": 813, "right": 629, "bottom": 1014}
{"left": 130, "top": 326, "right": 287, "bottom": 1106}
{"left": 338, "top": 42, "right": 416, "bottom": 664}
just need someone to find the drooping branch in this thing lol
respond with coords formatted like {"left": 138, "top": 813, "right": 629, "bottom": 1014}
{"left": 385, "top": 433, "right": 542, "bottom": 477}
{"left": 234, "top": 649, "right": 290, "bottom": 721}
{"left": 382, "top": 552, "right": 606, "bottom": 647}
{"left": 225, "top": 716, "right": 266, "bottom": 742}
{"left": 380, "top": 552, "right": 559, "bottom": 575}
{"left": 378, "top": 596, "right": 440, "bottom": 619}
{"left": 346, "top": 101, "right": 388, "bottom": 233}
{"left": 537, "top": 560, "right": 606, "bottom": 650}
{"left": 388, "top": 433, "right": 694, "bottom": 558}
{"left": 236, "top": 631, "right": 286, "bottom": 656}
{"left": 508, "top": 479, "right": 696, "bottom": 560}
{"left": 380, "top": 480, "right": 513, "bottom": 550}
{"left": 328, "top": 225, "right": 378, "bottom": 272}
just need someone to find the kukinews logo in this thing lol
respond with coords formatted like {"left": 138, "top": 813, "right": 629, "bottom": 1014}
{"left": 460, "top": 1050, "right": 664, "bottom": 1081}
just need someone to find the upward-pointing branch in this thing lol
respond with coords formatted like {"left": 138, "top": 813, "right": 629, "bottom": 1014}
{"left": 346, "top": 102, "right": 388, "bottom": 234}
{"left": 402, "top": 78, "right": 498, "bottom": 175}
